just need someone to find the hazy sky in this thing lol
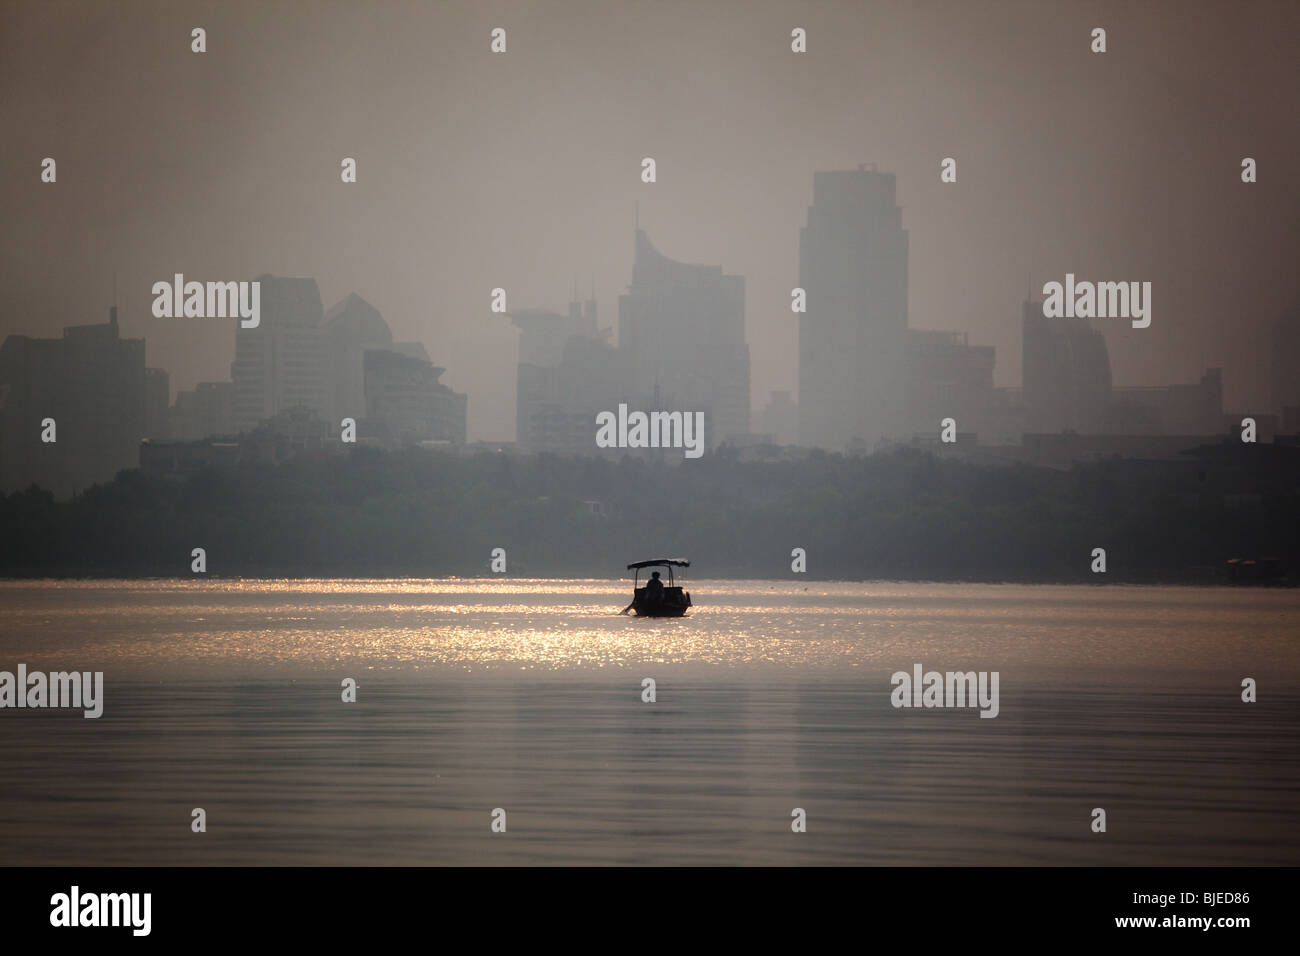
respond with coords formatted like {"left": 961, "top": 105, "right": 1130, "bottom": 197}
{"left": 3, "top": 0, "right": 1296, "bottom": 440}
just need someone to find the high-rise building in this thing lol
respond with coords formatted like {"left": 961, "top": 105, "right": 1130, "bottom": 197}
{"left": 222, "top": 281, "right": 458, "bottom": 444}
{"left": 362, "top": 349, "right": 467, "bottom": 446}
{"left": 323, "top": 292, "right": 393, "bottom": 426}
{"left": 0, "top": 306, "right": 147, "bottom": 497}
{"left": 512, "top": 298, "right": 628, "bottom": 456}
{"left": 318, "top": 291, "right": 466, "bottom": 446}
{"left": 1023, "top": 299, "right": 1223, "bottom": 438}
{"left": 798, "top": 166, "right": 909, "bottom": 450}
{"left": 618, "top": 230, "right": 749, "bottom": 447}
{"left": 903, "top": 329, "right": 996, "bottom": 440}
{"left": 230, "top": 275, "right": 327, "bottom": 431}
{"left": 1021, "top": 299, "right": 1112, "bottom": 433}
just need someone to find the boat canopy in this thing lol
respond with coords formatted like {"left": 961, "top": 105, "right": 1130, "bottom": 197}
{"left": 627, "top": 558, "right": 690, "bottom": 570}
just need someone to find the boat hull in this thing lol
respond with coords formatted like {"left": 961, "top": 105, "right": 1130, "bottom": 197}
{"left": 632, "top": 601, "right": 690, "bottom": 617}
{"left": 629, "top": 586, "right": 692, "bottom": 617}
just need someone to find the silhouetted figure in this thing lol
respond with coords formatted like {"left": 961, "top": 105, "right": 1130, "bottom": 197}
{"left": 645, "top": 570, "right": 665, "bottom": 603}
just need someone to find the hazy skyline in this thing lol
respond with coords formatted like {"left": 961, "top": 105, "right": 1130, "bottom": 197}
{"left": 3, "top": 0, "right": 1297, "bottom": 441}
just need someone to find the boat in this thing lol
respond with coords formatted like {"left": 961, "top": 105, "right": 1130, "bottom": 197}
{"left": 622, "top": 558, "right": 693, "bottom": 617}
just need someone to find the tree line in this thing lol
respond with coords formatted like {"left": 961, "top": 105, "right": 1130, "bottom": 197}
{"left": 1, "top": 444, "right": 1296, "bottom": 582}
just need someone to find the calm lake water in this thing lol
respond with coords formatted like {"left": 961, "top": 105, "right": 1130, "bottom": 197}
{"left": 1, "top": 579, "right": 1297, "bottom": 865}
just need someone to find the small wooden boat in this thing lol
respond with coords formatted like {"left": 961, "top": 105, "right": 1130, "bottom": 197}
{"left": 622, "top": 558, "right": 693, "bottom": 617}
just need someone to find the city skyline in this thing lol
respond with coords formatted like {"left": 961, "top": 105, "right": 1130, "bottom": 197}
{"left": 2, "top": 0, "right": 1296, "bottom": 443}
{"left": 4, "top": 172, "right": 1296, "bottom": 497}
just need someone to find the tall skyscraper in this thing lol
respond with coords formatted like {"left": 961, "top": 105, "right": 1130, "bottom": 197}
{"left": 618, "top": 229, "right": 750, "bottom": 446}
{"left": 798, "top": 166, "right": 909, "bottom": 451}
{"left": 231, "top": 275, "right": 327, "bottom": 432}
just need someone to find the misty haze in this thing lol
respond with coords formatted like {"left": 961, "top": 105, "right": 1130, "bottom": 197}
{"left": 0, "top": 0, "right": 1297, "bottom": 900}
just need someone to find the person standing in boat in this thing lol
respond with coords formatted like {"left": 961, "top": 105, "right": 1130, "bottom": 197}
{"left": 645, "top": 570, "right": 665, "bottom": 604}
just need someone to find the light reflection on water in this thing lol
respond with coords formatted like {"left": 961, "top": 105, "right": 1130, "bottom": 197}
{"left": 0, "top": 580, "right": 1297, "bottom": 864}
{"left": 2, "top": 578, "right": 1298, "bottom": 680}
